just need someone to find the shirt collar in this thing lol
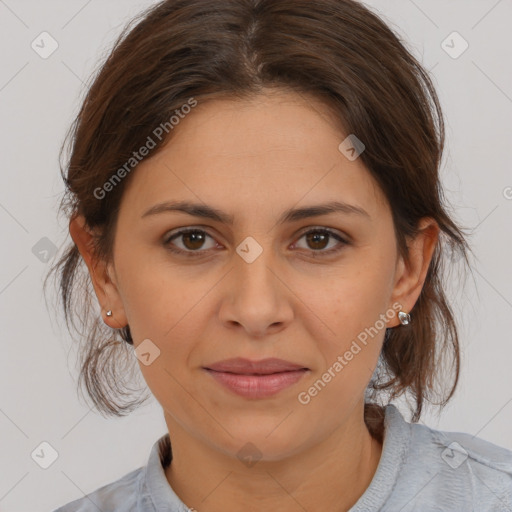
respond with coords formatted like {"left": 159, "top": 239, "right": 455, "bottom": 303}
{"left": 349, "top": 404, "right": 412, "bottom": 511}
{"left": 144, "top": 433, "right": 191, "bottom": 511}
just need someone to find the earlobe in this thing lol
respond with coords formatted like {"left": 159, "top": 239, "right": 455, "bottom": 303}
{"left": 69, "top": 214, "right": 129, "bottom": 330}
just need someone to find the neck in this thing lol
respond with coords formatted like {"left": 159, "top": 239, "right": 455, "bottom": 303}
{"left": 163, "top": 405, "right": 383, "bottom": 512}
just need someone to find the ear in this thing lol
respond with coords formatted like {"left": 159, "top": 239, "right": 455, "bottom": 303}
{"left": 69, "top": 214, "right": 128, "bottom": 330}
{"left": 388, "top": 217, "right": 440, "bottom": 327}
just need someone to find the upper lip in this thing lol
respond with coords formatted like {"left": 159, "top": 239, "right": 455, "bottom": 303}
{"left": 204, "top": 357, "right": 308, "bottom": 375}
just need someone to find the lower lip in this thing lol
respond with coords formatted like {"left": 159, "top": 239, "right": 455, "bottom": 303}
{"left": 204, "top": 369, "right": 309, "bottom": 398}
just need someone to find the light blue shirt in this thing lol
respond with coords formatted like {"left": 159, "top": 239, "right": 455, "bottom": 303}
{"left": 53, "top": 404, "right": 512, "bottom": 511}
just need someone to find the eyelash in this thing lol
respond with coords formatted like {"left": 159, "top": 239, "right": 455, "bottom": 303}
{"left": 163, "top": 227, "right": 350, "bottom": 259}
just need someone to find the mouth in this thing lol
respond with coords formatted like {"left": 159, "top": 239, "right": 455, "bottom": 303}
{"left": 201, "top": 357, "right": 310, "bottom": 398}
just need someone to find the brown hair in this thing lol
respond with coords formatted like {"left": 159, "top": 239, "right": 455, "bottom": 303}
{"left": 46, "top": 0, "right": 472, "bottom": 436}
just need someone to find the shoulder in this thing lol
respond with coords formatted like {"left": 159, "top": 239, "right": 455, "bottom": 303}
{"left": 389, "top": 406, "right": 512, "bottom": 511}
{"left": 52, "top": 466, "right": 145, "bottom": 512}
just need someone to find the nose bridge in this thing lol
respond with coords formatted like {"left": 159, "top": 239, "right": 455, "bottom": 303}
{"left": 219, "top": 234, "right": 292, "bottom": 334}
{"left": 234, "top": 233, "right": 280, "bottom": 302}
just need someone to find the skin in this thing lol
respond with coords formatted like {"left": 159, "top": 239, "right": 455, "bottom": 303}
{"left": 70, "top": 88, "right": 439, "bottom": 512}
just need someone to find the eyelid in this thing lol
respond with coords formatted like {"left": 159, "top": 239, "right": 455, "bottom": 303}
{"left": 294, "top": 225, "right": 351, "bottom": 243}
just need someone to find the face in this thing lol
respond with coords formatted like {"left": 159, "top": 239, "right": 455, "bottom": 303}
{"left": 80, "top": 89, "right": 435, "bottom": 461}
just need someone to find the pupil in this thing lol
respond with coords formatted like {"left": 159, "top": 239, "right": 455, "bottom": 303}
{"left": 184, "top": 232, "right": 204, "bottom": 250}
{"left": 308, "top": 232, "right": 328, "bottom": 250}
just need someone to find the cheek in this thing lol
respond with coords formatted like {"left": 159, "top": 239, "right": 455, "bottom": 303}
{"left": 129, "top": 298, "right": 206, "bottom": 419}
{"left": 311, "top": 259, "right": 394, "bottom": 339}
{"left": 115, "top": 249, "right": 209, "bottom": 342}
{"left": 116, "top": 259, "right": 211, "bottom": 393}
{"left": 298, "top": 296, "right": 386, "bottom": 418}
{"left": 302, "top": 260, "right": 394, "bottom": 392}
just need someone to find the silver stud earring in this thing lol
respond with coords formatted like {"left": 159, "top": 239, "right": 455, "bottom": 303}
{"left": 398, "top": 310, "right": 411, "bottom": 325}
{"left": 106, "top": 310, "right": 113, "bottom": 317}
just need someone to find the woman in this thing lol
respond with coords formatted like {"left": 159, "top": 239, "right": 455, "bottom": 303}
{"left": 49, "top": 0, "right": 512, "bottom": 510}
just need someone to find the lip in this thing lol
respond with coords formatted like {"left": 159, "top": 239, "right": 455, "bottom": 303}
{"left": 204, "top": 357, "right": 308, "bottom": 375}
{"left": 203, "top": 358, "right": 310, "bottom": 399}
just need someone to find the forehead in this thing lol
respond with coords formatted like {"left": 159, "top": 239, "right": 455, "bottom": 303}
{"left": 120, "top": 90, "right": 387, "bottom": 221}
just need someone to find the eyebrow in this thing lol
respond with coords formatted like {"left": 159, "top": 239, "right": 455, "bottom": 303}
{"left": 141, "top": 200, "right": 370, "bottom": 224}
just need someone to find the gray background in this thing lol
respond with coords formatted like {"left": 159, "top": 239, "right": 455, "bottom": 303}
{"left": 0, "top": 1, "right": 511, "bottom": 510}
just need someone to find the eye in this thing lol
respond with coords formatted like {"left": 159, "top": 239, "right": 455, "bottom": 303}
{"left": 293, "top": 228, "right": 349, "bottom": 257}
{"left": 163, "top": 227, "right": 350, "bottom": 258}
{"left": 163, "top": 228, "right": 218, "bottom": 256}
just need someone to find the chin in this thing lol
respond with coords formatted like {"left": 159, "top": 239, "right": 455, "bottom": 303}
{"left": 213, "top": 422, "right": 311, "bottom": 462}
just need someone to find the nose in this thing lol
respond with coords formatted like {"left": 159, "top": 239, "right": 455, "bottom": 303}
{"left": 218, "top": 246, "right": 294, "bottom": 338}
